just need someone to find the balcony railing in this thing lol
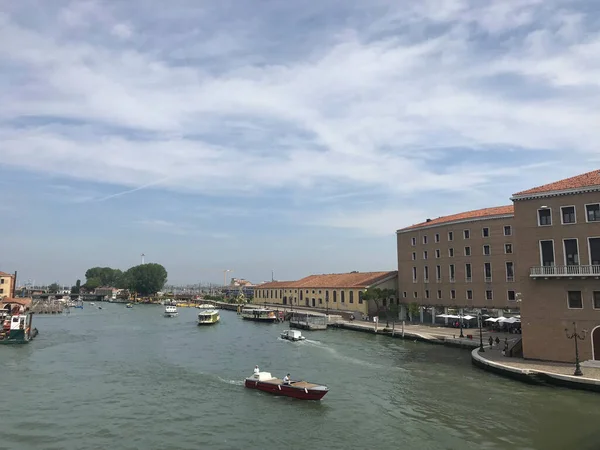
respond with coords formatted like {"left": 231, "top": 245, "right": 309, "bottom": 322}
{"left": 530, "top": 265, "right": 600, "bottom": 278}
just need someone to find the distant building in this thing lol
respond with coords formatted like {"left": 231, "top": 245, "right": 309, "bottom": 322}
{"left": 0, "top": 272, "right": 15, "bottom": 300}
{"left": 94, "top": 287, "right": 120, "bottom": 300}
{"left": 254, "top": 271, "right": 398, "bottom": 316}
{"left": 223, "top": 278, "right": 257, "bottom": 298}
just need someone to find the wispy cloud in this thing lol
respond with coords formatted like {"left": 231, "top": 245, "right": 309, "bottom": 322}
{"left": 0, "top": 0, "right": 599, "bottom": 238}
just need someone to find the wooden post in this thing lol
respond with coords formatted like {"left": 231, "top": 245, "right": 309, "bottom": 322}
{"left": 402, "top": 320, "right": 405, "bottom": 338}
{"left": 392, "top": 320, "right": 395, "bottom": 337}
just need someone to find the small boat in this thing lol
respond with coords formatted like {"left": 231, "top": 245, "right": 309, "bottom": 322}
{"left": 0, "top": 307, "right": 37, "bottom": 345}
{"left": 240, "top": 307, "right": 279, "bottom": 323}
{"left": 244, "top": 371, "right": 328, "bottom": 400}
{"left": 126, "top": 303, "right": 133, "bottom": 309}
{"left": 198, "top": 309, "right": 220, "bottom": 325}
{"left": 280, "top": 329, "right": 305, "bottom": 341}
{"left": 90, "top": 302, "right": 95, "bottom": 306}
{"left": 98, "top": 306, "right": 103, "bottom": 310}
{"left": 164, "top": 305, "right": 178, "bottom": 317}
{"left": 196, "top": 303, "right": 214, "bottom": 309}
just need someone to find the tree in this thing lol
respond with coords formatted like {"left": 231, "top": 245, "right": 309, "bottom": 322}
{"left": 48, "top": 283, "right": 60, "bottom": 293}
{"left": 84, "top": 267, "right": 124, "bottom": 287}
{"left": 71, "top": 279, "right": 81, "bottom": 294}
{"left": 123, "top": 263, "right": 168, "bottom": 296}
{"left": 362, "top": 287, "right": 397, "bottom": 326}
{"left": 83, "top": 278, "right": 101, "bottom": 291}
{"left": 408, "top": 302, "right": 420, "bottom": 323}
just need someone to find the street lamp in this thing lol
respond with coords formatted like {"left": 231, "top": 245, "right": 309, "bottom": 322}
{"left": 478, "top": 310, "right": 485, "bottom": 352}
{"left": 565, "top": 322, "right": 586, "bottom": 376}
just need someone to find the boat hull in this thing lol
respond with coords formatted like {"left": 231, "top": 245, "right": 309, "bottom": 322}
{"left": 0, "top": 328, "right": 37, "bottom": 344}
{"left": 164, "top": 313, "right": 178, "bottom": 317}
{"left": 244, "top": 379, "right": 328, "bottom": 400}
{"left": 241, "top": 317, "right": 279, "bottom": 323}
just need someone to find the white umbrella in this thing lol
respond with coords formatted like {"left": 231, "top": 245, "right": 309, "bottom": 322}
{"left": 462, "top": 315, "right": 475, "bottom": 320}
{"left": 485, "top": 317, "right": 498, "bottom": 322}
{"left": 496, "top": 316, "right": 508, "bottom": 322}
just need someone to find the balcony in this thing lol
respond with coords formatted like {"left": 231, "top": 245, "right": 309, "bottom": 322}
{"left": 530, "top": 265, "right": 600, "bottom": 278}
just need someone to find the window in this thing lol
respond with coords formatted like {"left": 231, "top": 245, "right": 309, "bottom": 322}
{"left": 464, "top": 246, "right": 471, "bottom": 256}
{"left": 402, "top": 291, "right": 407, "bottom": 298}
{"left": 484, "top": 262, "right": 492, "bottom": 282}
{"left": 423, "top": 250, "right": 428, "bottom": 260}
{"left": 593, "top": 292, "right": 600, "bottom": 309}
{"left": 435, "top": 249, "right": 441, "bottom": 258}
{"left": 504, "top": 225, "right": 512, "bottom": 236}
{"left": 486, "top": 290, "right": 493, "bottom": 300}
{"left": 463, "top": 229, "right": 470, "bottom": 239}
{"left": 586, "top": 204, "right": 600, "bottom": 222}
{"left": 563, "top": 239, "right": 580, "bottom": 266}
{"left": 449, "top": 264, "right": 455, "bottom": 282}
{"left": 358, "top": 291, "right": 363, "bottom": 304}
{"left": 333, "top": 291, "right": 337, "bottom": 302}
{"left": 448, "top": 231, "right": 454, "bottom": 241}
{"left": 341, "top": 291, "right": 345, "bottom": 303}
{"left": 448, "top": 248, "right": 454, "bottom": 257}
{"left": 465, "top": 263, "right": 472, "bottom": 282}
{"left": 482, "top": 227, "right": 490, "bottom": 237}
{"left": 437, "top": 290, "right": 442, "bottom": 299}
{"left": 412, "top": 252, "right": 416, "bottom": 261}
{"left": 423, "top": 236, "right": 428, "bottom": 244}
{"left": 413, "top": 292, "right": 418, "bottom": 299}
{"left": 538, "top": 208, "right": 552, "bottom": 226}
{"left": 412, "top": 267, "right": 417, "bottom": 282}
{"left": 483, "top": 245, "right": 491, "bottom": 256}
{"left": 561, "top": 206, "right": 576, "bottom": 224}
{"left": 466, "top": 290, "right": 473, "bottom": 300}
{"left": 436, "top": 265, "right": 441, "bottom": 282}
{"left": 590, "top": 238, "right": 600, "bottom": 265}
{"left": 450, "top": 289, "right": 456, "bottom": 299}
{"left": 424, "top": 266, "right": 429, "bottom": 282}
{"left": 349, "top": 291, "right": 354, "bottom": 303}
{"left": 411, "top": 237, "right": 416, "bottom": 246}
{"left": 435, "top": 233, "right": 440, "bottom": 243}
{"left": 508, "top": 290, "right": 516, "bottom": 302}
{"left": 506, "top": 262, "right": 514, "bottom": 282}
{"left": 567, "top": 291, "right": 583, "bottom": 309}
{"left": 540, "top": 240, "right": 555, "bottom": 266}
{"left": 504, "top": 243, "right": 513, "bottom": 254}
{"left": 425, "top": 289, "right": 430, "bottom": 299}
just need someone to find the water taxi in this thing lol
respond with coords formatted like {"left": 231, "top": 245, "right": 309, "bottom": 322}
{"left": 197, "top": 309, "right": 220, "bottom": 325}
{"left": 281, "top": 329, "right": 305, "bottom": 341}
{"left": 244, "top": 370, "right": 329, "bottom": 401}
{"left": 240, "top": 307, "right": 279, "bottom": 323}
{"left": 164, "top": 305, "right": 178, "bottom": 317}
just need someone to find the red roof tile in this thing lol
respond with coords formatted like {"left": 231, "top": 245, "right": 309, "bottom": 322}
{"left": 513, "top": 169, "right": 600, "bottom": 196}
{"left": 256, "top": 271, "right": 397, "bottom": 289}
{"left": 0, "top": 272, "right": 14, "bottom": 277}
{"left": 398, "top": 205, "right": 514, "bottom": 231}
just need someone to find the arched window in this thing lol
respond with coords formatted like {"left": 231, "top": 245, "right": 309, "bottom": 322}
{"left": 333, "top": 291, "right": 337, "bottom": 302}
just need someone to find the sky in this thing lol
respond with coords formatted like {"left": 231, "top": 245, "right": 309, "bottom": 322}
{"left": 1, "top": 0, "right": 599, "bottom": 286}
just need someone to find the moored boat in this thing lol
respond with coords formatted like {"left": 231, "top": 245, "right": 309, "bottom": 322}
{"left": 197, "top": 309, "right": 220, "bottom": 325}
{"left": 126, "top": 303, "right": 133, "bottom": 309}
{"left": 0, "top": 303, "right": 37, "bottom": 344}
{"left": 164, "top": 305, "right": 178, "bottom": 317}
{"left": 280, "top": 329, "right": 305, "bottom": 341}
{"left": 240, "top": 307, "right": 279, "bottom": 323}
{"left": 244, "top": 371, "right": 328, "bottom": 400}
{"left": 196, "top": 303, "right": 214, "bottom": 309}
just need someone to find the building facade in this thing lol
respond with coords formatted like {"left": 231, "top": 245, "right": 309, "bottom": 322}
{"left": 397, "top": 206, "right": 519, "bottom": 315}
{"left": 254, "top": 271, "right": 398, "bottom": 316}
{"left": 0, "top": 272, "right": 15, "bottom": 300}
{"left": 512, "top": 170, "right": 600, "bottom": 363}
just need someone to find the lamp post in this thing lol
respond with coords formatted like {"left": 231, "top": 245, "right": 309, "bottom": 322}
{"left": 478, "top": 310, "right": 485, "bottom": 352}
{"left": 459, "top": 309, "right": 464, "bottom": 338}
{"left": 565, "top": 322, "right": 586, "bottom": 376}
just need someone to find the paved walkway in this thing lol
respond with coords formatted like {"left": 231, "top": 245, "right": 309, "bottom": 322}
{"left": 477, "top": 344, "right": 600, "bottom": 380}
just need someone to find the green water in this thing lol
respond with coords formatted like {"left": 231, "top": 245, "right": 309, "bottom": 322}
{"left": 1, "top": 303, "right": 599, "bottom": 450}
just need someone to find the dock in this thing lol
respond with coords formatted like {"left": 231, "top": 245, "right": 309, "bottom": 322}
{"left": 31, "top": 299, "right": 64, "bottom": 314}
{"left": 290, "top": 311, "right": 328, "bottom": 330}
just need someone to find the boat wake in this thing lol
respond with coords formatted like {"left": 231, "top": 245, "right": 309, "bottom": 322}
{"left": 217, "top": 376, "right": 244, "bottom": 386}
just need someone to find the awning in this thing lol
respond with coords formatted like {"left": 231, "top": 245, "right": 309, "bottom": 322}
{"left": 462, "top": 315, "right": 475, "bottom": 320}
{"left": 485, "top": 317, "right": 499, "bottom": 322}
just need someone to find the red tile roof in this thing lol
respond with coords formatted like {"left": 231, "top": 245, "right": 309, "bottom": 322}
{"left": 0, "top": 272, "right": 14, "bottom": 277}
{"left": 0, "top": 298, "right": 32, "bottom": 307}
{"left": 513, "top": 169, "right": 600, "bottom": 196}
{"left": 256, "top": 271, "right": 397, "bottom": 289}
{"left": 398, "top": 205, "right": 514, "bottom": 231}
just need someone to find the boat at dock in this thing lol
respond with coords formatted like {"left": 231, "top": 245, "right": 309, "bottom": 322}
{"left": 240, "top": 307, "right": 279, "bottom": 323}
{"left": 0, "top": 304, "right": 38, "bottom": 344}
{"left": 196, "top": 303, "right": 215, "bottom": 309}
{"left": 197, "top": 309, "right": 220, "bottom": 325}
{"left": 164, "top": 305, "right": 178, "bottom": 317}
{"left": 280, "top": 329, "right": 305, "bottom": 341}
{"left": 244, "top": 371, "right": 329, "bottom": 400}
{"left": 126, "top": 303, "right": 133, "bottom": 309}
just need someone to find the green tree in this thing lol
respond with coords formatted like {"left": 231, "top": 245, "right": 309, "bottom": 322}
{"left": 362, "top": 287, "right": 397, "bottom": 326}
{"left": 84, "top": 267, "right": 124, "bottom": 287}
{"left": 48, "top": 282, "right": 60, "bottom": 293}
{"left": 408, "top": 302, "right": 420, "bottom": 323}
{"left": 71, "top": 279, "right": 81, "bottom": 294}
{"left": 123, "top": 263, "right": 168, "bottom": 296}
{"left": 83, "top": 278, "right": 101, "bottom": 291}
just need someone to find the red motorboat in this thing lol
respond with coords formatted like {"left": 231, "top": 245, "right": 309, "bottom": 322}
{"left": 244, "top": 371, "right": 329, "bottom": 401}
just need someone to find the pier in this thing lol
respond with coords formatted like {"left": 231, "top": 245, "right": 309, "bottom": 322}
{"left": 31, "top": 299, "right": 64, "bottom": 314}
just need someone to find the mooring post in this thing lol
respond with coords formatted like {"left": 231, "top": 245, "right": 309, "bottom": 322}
{"left": 402, "top": 320, "right": 405, "bottom": 338}
{"left": 392, "top": 321, "right": 395, "bottom": 337}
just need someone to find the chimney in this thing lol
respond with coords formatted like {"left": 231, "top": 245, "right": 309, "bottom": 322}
{"left": 426, "top": 218, "right": 432, "bottom": 222}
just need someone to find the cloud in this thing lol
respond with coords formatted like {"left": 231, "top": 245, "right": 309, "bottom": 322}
{"left": 0, "top": 0, "right": 599, "bottom": 236}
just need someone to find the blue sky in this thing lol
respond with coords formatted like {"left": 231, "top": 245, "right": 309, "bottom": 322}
{"left": 1, "top": 0, "right": 599, "bottom": 286}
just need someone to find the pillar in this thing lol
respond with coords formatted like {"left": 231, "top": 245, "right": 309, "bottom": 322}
{"left": 444, "top": 307, "right": 449, "bottom": 325}
{"left": 419, "top": 306, "right": 424, "bottom": 324}
{"left": 400, "top": 304, "right": 407, "bottom": 322}
{"left": 431, "top": 306, "right": 436, "bottom": 324}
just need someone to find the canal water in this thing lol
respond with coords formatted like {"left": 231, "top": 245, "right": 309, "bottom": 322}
{"left": 1, "top": 304, "right": 599, "bottom": 450}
